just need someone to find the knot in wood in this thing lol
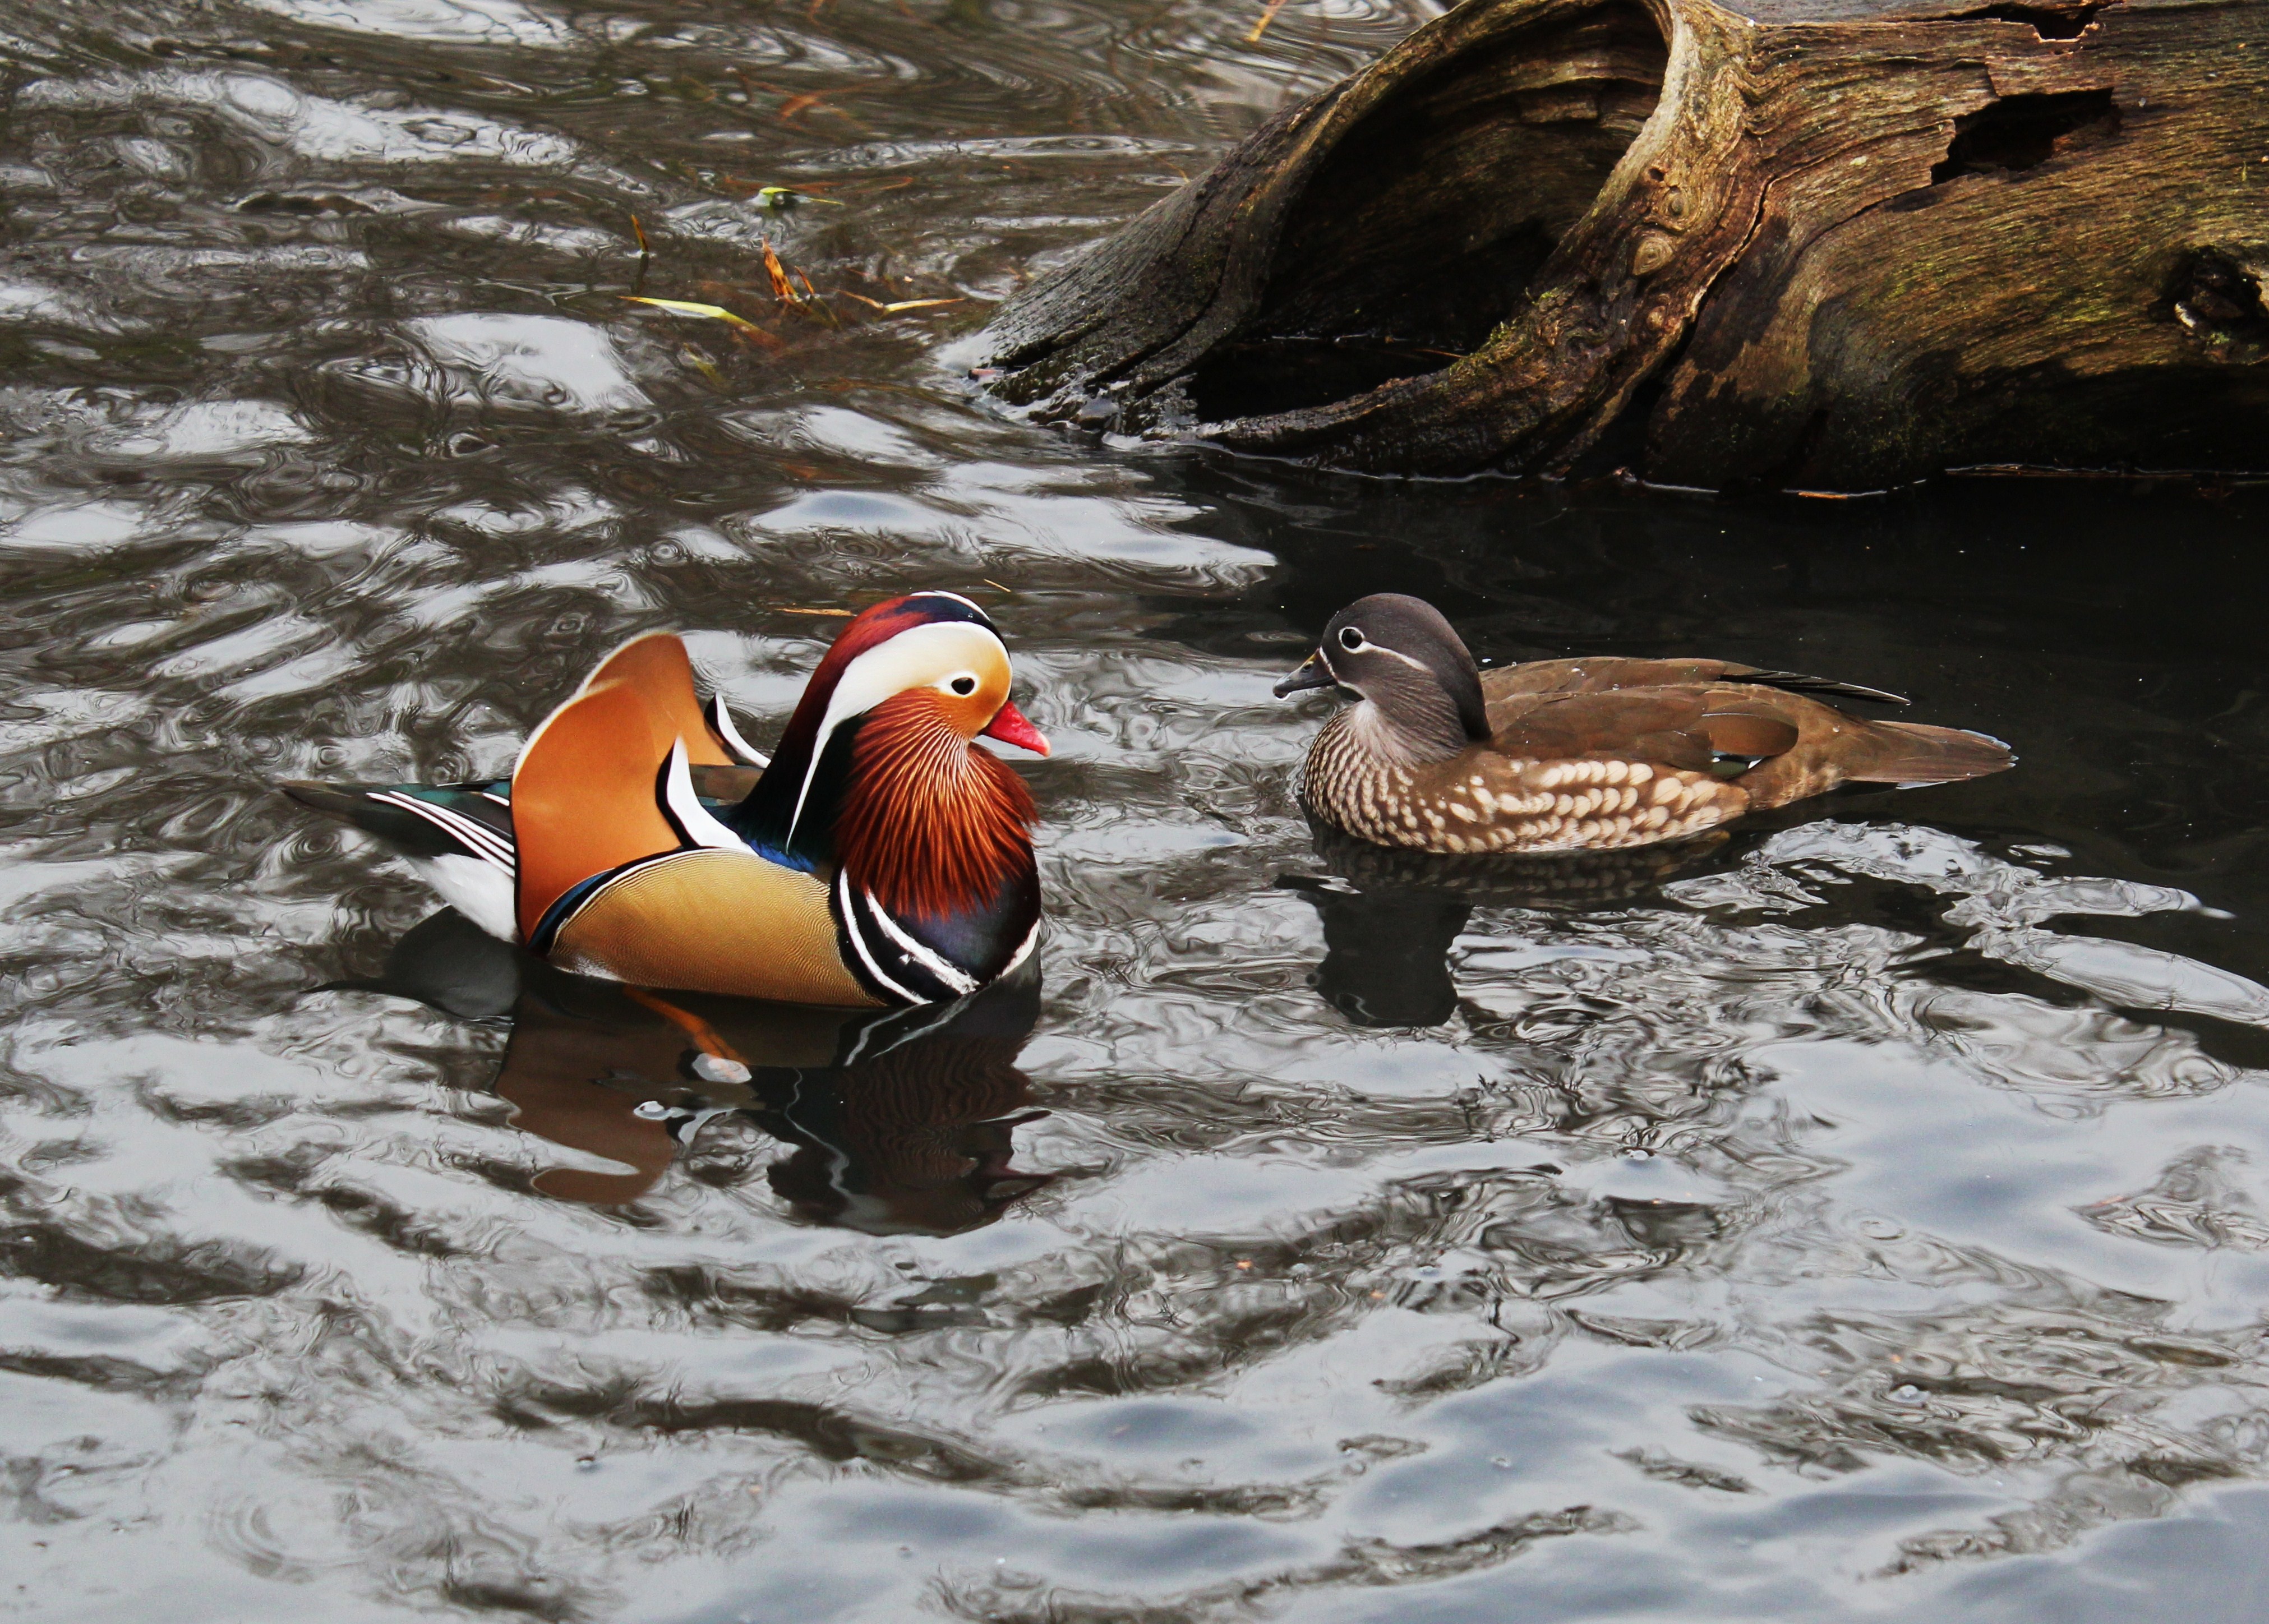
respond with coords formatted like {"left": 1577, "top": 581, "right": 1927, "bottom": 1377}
{"left": 1631, "top": 231, "right": 1678, "bottom": 278}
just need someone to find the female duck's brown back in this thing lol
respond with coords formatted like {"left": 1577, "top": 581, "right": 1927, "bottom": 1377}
{"left": 1482, "top": 662, "right": 2013, "bottom": 811}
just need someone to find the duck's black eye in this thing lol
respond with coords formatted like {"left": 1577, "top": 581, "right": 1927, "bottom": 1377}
{"left": 948, "top": 675, "right": 978, "bottom": 696}
{"left": 1338, "top": 626, "right": 1364, "bottom": 651}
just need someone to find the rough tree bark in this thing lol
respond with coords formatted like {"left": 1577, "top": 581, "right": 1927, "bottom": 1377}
{"left": 975, "top": 0, "right": 2269, "bottom": 490}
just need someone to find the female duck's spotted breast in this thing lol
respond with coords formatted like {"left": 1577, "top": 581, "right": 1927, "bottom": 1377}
{"left": 1300, "top": 710, "right": 1420, "bottom": 846}
{"left": 1303, "top": 712, "right": 1746, "bottom": 855}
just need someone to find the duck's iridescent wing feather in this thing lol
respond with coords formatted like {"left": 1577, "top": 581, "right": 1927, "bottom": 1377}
{"left": 280, "top": 779, "right": 519, "bottom": 939}
{"left": 688, "top": 764, "right": 763, "bottom": 803}
{"left": 280, "top": 779, "right": 513, "bottom": 864}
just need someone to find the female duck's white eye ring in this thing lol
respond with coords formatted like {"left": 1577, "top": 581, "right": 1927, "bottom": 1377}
{"left": 946, "top": 673, "right": 979, "bottom": 696}
{"left": 1338, "top": 626, "right": 1364, "bottom": 651}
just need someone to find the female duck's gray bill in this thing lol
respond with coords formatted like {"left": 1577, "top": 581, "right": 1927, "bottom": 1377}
{"left": 1274, "top": 650, "right": 1338, "bottom": 698}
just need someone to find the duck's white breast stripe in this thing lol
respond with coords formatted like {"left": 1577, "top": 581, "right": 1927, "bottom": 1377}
{"left": 835, "top": 866, "right": 921, "bottom": 1004}
{"left": 861, "top": 889, "right": 980, "bottom": 996}
{"left": 1000, "top": 914, "right": 1040, "bottom": 977}
{"left": 373, "top": 792, "right": 515, "bottom": 871}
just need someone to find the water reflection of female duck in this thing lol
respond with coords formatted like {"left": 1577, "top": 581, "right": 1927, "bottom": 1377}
{"left": 1280, "top": 818, "right": 1723, "bottom": 1028}
{"left": 332, "top": 910, "right": 1049, "bottom": 1232}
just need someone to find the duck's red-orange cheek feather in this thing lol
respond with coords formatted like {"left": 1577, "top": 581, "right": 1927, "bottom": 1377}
{"left": 981, "top": 700, "right": 1049, "bottom": 756}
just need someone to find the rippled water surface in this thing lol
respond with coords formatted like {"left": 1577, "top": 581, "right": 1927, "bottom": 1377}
{"left": 10, "top": 2, "right": 2269, "bottom": 1620}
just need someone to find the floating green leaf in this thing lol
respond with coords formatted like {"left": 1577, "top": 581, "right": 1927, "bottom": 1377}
{"left": 757, "top": 185, "right": 845, "bottom": 211}
{"left": 622, "top": 297, "right": 780, "bottom": 348}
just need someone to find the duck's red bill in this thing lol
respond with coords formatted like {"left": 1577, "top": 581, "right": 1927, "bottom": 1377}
{"left": 981, "top": 700, "right": 1050, "bottom": 756}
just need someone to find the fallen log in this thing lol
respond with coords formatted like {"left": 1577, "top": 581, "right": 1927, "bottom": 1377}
{"left": 976, "top": 0, "right": 2269, "bottom": 490}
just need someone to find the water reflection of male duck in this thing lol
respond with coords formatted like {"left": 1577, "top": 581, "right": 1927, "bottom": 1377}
{"left": 286, "top": 591, "right": 1049, "bottom": 1007}
{"left": 333, "top": 910, "right": 1050, "bottom": 1233}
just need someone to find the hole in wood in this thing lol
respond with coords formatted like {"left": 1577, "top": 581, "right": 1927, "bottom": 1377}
{"left": 1187, "top": 0, "right": 1667, "bottom": 423}
{"left": 2173, "top": 250, "right": 2269, "bottom": 347}
{"left": 1930, "top": 87, "right": 2119, "bottom": 183}
{"left": 1952, "top": 2, "right": 2108, "bottom": 41}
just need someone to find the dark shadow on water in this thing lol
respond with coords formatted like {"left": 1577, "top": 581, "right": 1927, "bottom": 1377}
{"left": 329, "top": 911, "right": 1050, "bottom": 1234}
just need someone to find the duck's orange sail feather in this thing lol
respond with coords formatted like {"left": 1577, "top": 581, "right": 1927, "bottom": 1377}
{"left": 513, "top": 631, "right": 724, "bottom": 941}
{"left": 578, "top": 632, "right": 733, "bottom": 769}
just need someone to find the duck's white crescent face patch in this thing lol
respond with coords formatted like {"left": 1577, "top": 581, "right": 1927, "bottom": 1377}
{"left": 786, "top": 620, "right": 1010, "bottom": 845}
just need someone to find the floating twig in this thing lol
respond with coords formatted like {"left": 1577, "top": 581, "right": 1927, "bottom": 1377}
{"left": 762, "top": 239, "right": 801, "bottom": 304}
{"left": 1247, "top": 0, "right": 1291, "bottom": 43}
{"left": 629, "top": 211, "right": 651, "bottom": 297}
{"left": 838, "top": 292, "right": 963, "bottom": 313}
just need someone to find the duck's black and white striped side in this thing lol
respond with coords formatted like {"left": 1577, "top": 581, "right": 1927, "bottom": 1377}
{"left": 285, "top": 697, "right": 771, "bottom": 953}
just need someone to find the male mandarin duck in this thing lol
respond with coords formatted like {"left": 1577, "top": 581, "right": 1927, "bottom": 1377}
{"left": 1274, "top": 593, "right": 2012, "bottom": 855}
{"left": 285, "top": 591, "right": 1049, "bottom": 1006}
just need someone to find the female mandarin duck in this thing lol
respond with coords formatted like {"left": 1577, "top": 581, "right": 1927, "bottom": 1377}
{"left": 1275, "top": 593, "right": 2012, "bottom": 855}
{"left": 285, "top": 592, "right": 1048, "bottom": 1006}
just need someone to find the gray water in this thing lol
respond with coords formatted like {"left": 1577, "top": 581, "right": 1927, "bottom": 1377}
{"left": 7, "top": 2, "right": 2269, "bottom": 1620}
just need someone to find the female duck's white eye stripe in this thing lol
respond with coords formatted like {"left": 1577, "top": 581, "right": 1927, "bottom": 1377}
{"left": 786, "top": 620, "right": 1009, "bottom": 847}
{"left": 1370, "top": 643, "right": 1435, "bottom": 676}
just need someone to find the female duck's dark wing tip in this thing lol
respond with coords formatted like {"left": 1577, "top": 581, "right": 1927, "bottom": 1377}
{"left": 1739, "top": 669, "right": 1911, "bottom": 708}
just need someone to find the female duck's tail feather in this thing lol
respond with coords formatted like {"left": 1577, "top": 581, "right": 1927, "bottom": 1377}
{"left": 1838, "top": 720, "right": 2016, "bottom": 786}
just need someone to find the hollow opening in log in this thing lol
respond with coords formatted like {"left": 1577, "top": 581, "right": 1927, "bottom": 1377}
{"left": 1930, "top": 88, "right": 2119, "bottom": 183}
{"left": 1187, "top": 0, "right": 1667, "bottom": 423}
{"left": 2173, "top": 250, "right": 2269, "bottom": 351}
{"left": 1952, "top": 2, "right": 2108, "bottom": 41}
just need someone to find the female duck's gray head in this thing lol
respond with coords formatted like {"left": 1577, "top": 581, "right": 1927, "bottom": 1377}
{"left": 1274, "top": 593, "right": 1491, "bottom": 758}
